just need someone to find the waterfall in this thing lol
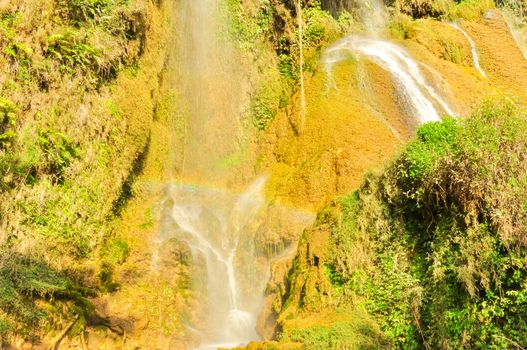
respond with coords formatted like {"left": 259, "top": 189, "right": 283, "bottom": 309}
{"left": 322, "top": 0, "right": 456, "bottom": 125}
{"left": 447, "top": 22, "right": 487, "bottom": 78}
{"left": 170, "top": 0, "right": 262, "bottom": 348}
{"left": 153, "top": 1, "right": 315, "bottom": 348}
{"left": 154, "top": 178, "right": 313, "bottom": 349}
{"left": 323, "top": 36, "right": 455, "bottom": 123}
{"left": 176, "top": 0, "right": 248, "bottom": 183}
{"left": 169, "top": 179, "right": 266, "bottom": 349}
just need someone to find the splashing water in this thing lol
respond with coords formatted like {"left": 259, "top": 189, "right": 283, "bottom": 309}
{"left": 447, "top": 22, "right": 487, "bottom": 78}
{"left": 323, "top": 36, "right": 456, "bottom": 123}
{"left": 170, "top": 178, "right": 266, "bottom": 349}
{"left": 154, "top": 178, "right": 314, "bottom": 349}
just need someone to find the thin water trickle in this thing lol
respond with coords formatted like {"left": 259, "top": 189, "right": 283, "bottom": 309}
{"left": 296, "top": 0, "right": 306, "bottom": 132}
{"left": 447, "top": 22, "right": 487, "bottom": 78}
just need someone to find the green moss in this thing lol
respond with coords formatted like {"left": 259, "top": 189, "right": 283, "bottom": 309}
{"left": 223, "top": 0, "right": 273, "bottom": 51}
{"left": 449, "top": 0, "right": 495, "bottom": 20}
{"left": 252, "top": 83, "right": 281, "bottom": 130}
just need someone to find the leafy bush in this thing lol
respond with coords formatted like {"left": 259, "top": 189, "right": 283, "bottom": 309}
{"left": 392, "top": 0, "right": 495, "bottom": 20}
{"left": 0, "top": 253, "right": 78, "bottom": 342}
{"left": 45, "top": 31, "right": 102, "bottom": 76}
{"left": 38, "top": 128, "right": 80, "bottom": 184}
{"left": 223, "top": 0, "right": 273, "bottom": 50}
{"left": 56, "top": 0, "right": 128, "bottom": 25}
{"left": 252, "top": 83, "right": 281, "bottom": 130}
{"left": 0, "top": 98, "right": 17, "bottom": 148}
{"left": 283, "top": 318, "right": 389, "bottom": 350}
{"left": 322, "top": 98, "right": 527, "bottom": 348}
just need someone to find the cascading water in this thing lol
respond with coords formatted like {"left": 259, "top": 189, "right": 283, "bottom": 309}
{"left": 154, "top": 178, "right": 313, "bottom": 349}
{"left": 323, "top": 37, "right": 455, "bottom": 123}
{"left": 502, "top": 9, "right": 527, "bottom": 59}
{"left": 176, "top": 0, "right": 249, "bottom": 182}
{"left": 154, "top": 1, "right": 314, "bottom": 349}
{"left": 322, "top": 0, "right": 456, "bottom": 125}
{"left": 361, "top": 0, "right": 387, "bottom": 32}
{"left": 168, "top": 178, "right": 266, "bottom": 349}
{"left": 499, "top": 2, "right": 527, "bottom": 58}
{"left": 447, "top": 22, "right": 487, "bottom": 78}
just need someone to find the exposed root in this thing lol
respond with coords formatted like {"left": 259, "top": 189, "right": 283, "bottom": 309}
{"left": 47, "top": 315, "right": 80, "bottom": 350}
{"left": 80, "top": 331, "right": 88, "bottom": 350}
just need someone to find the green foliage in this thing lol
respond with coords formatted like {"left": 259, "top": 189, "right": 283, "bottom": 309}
{"left": 394, "top": 0, "right": 454, "bottom": 19}
{"left": 60, "top": 0, "right": 116, "bottom": 22}
{"left": 320, "top": 99, "right": 527, "bottom": 348}
{"left": 0, "top": 253, "right": 79, "bottom": 341}
{"left": 0, "top": 0, "right": 159, "bottom": 342}
{"left": 401, "top": 117, "right": 458, "bottom": 180}
{"left": 100, "top": 238, "right": 130, "bottom": 265}
{"left": 45, "top": 31, "right": 102, "bottom": 76}
{"left": 0, "top": 98, "right": 17, "bottom": 148}
{"left": 449, "top": 0, "right": 495, "bottom": 20}
{"left": 38, "top": 128, "right": 80, "bottom": 184}
{"left": 278, "top": 53, "right": 297, "bottom": 83}
{"left": 252, "top": 82, "right": 281, "bottom": 130}
{"left": 283, "top": 318, "right": 389, "bottom": 350}
{"left": 443, "top": 38, "right": 464, "bottom": 63}
{"left": 223, "top": 0, "right": 273, "bottom": 51}
{"left": 389, "top": 14, "right": 418, "bottom": 39}
{"left": 394, "top": 0, "right": 495, "bottom": 19}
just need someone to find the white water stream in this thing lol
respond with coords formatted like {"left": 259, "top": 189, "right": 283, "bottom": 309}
{"left": 447, "top": 22, "right": 487, "bottom": 78}
{"left": 502, "top": 9, "right": 527, "bottom": 59}
{"left": 163, "top": 1, "right": 311, "bottom": 349}
{"left": 170, "top": 178, "right": 266, "bottom": 349}
{"left": 154, "top": 179, "right": 313, "bottom": 350}
{"left": 323, "top": 36, "right": 456, "bottom": 123}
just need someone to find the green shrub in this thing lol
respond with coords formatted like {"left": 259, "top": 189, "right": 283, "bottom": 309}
{"left": 252, "top": 82, "right": 281, "bottom": 130}
{"left": 57, "top": 0, "right": 127, "bottom": 24}
{"left": 0, "top": 98, "right": 17, "bottom": 148}
{"left": 322, "top": 99, "right": 527, "bottom": 348}
{"left": 0, "top": 98, "right": 17, "bottom": 128}
{"left": 284, "top": 318, "right": 389, "bottom": 350}
{"left": 38, "top": 128, "right": 80, "bottom": 184}
{"left": 449, "top": 0, "right": 495, "bottom": 20}
{"left": 393, "top": 0, "right": 495, "bottom": 20}
{"left": 45, "top": 31, "right": 102, "bottom": 76}
{"left": 100, "top": 237, "right": 130, "bottom": 265}
{"left": 223, "top": 0, "right": 273, "bottom": 50}
{"left": 0, "top": 253, "right": 77, "bottom": 341}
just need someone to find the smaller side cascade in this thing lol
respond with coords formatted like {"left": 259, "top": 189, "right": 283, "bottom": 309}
{"left": 447, "top": 22, "right": 488, "bottom": 78}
